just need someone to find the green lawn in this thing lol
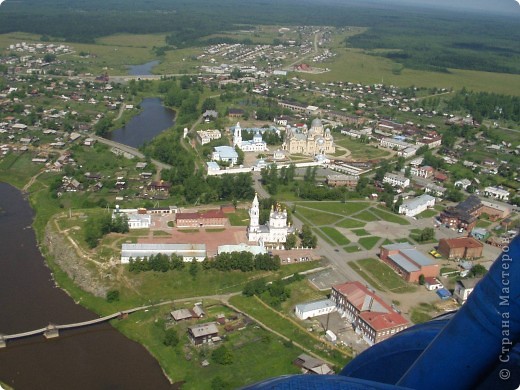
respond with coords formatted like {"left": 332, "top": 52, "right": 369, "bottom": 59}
{"left": 228, "top": 209, "right": 250, "bottom": 226}
{"left": 113, "top": 303, "right": 303, "bottom": 389}
{"left": 353, "top": 210, "right": 379, "bottom": 222}
{"left": 370, "top": 208, "right": 410, "bottom": 225}
{"left": 476, "top": 219, "right": 493, "bottom": 228}
{"left": 410, "top": 303, "right": 437, "bottom": 324}
{"left": 334, "top": 138, "right": 391, "bottom": 160}
{"left": 358, "top": 236, "right": 381, "bottom": 250}
{"left": 297, "top": 202, "right": 370, "bottom": 217}
{"left": 295, "top": 206, "right": 344, "bottom": 226}
{"left": 321, "top": 227, "right": 350, "bottom": 245}
{"left": 230, "top": 295, "right": 350, "bottom": 368}
{"left": 416, "top": 209, "right": 438, "bottom": 219}
{"left": 352, "top": 229, "right": 369, "bottom": 237}
{"left": 354, "top": 258, "right": 417, "bottom": 293}
{"left": 336, "top": 218, "right": 366, "bottom": 229}
{"left": 344, "top": 246, "right": 361, "bottom": 253}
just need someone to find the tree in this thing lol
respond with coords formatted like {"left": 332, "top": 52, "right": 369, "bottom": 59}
{"left": 418, "top": 227, "right": 435, "bottom": 242}
{"left": 284, "top": 234, "right": 297, "bottom": 250}
{"left": 163, "top": 328, "right": 179, "bottom": 347}
{"left": 418, "top": 274, "right": 425, "bottom": 285}
{"left": 106, "top": 290, "right": 120, "bottom": 302}
{"left": 212, "top": 346, "right": 233, "bottom": 365}
{"left": 211, "top": 376, "right": 229, "bottom": 390}
{"left": 469, "top": 264, "right": 487, "bottom": 277}
{"left": 300, "top": 225, "right": 317, "bottom": 248}
{"left": 189, "top": 259, "right": 199, "bottom": 279}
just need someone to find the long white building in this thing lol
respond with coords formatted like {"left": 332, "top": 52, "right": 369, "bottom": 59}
{"left": 121, "top": 243, "right": 207, "bottom": 263}
{"left": 398, "top": 194, "right": 436, "bottom": 217}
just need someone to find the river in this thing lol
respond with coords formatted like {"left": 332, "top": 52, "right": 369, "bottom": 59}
{"left": 0, "top": 183, "right": 173, "bottom": 389}
{"left": 108, "top": 97, "right": 175, "bottom": 148}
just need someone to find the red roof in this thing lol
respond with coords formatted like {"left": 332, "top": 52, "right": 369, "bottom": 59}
{"left": 359, "top": 311, "right": 409, "bottom": 332}
{"left": 333, "top": 281, "right": 409, "bottom": 332}
{"left": 176, "top": 210, "right": 226, "bottom": 220}
{"left": 440, "top": 237, "right": 483, "bottom": 249}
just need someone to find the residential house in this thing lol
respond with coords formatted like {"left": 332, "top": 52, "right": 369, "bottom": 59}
{"left": 437, "top": 237, "right": 484, "bottom": 260}
{"left": 188, "top": 322, "right": 219, "bottom": 345}
{"left": 424, "top": 277, "right": 443, "bottom": 291}
{"left": 470, "top": 228, "right": 489, "bottom": 241}
{"left": 379, "top": 243, "right": 439, "bottom": 283}
{"left": 293, "top": 354, "right": 333, "bottom": 375}
{"left": 453, "top": 278, "right": 482, "bottom": 304}
{"left": 331, "top": 281, "right": 409, "bottom": 345}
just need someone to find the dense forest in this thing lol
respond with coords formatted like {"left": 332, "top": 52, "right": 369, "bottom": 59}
{"left": 1, "top": 0, "right": 519, "bottom": 74}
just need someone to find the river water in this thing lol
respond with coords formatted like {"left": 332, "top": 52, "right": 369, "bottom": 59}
{"left": 0, "top": 184, "right": 173, "bottom": 389}
{"left": 108, "top": 97, "right": 175, "bottom": 148}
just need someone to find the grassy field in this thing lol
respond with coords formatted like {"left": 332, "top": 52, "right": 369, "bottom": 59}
{"left": 297, "top": 202, "right": 370, "bottom": 217}
{"left": 0, "top": 153, "right": 44, "bottom": 189}
{"left": 344, "top": 246, "right": 361, "bottom": 253}
{"left": 302, "top": 41, "right": 520, "bottom": 96}
{"left": 353, "top": 210, "right": 379, "bottom": 222}
{"left": 370, "top": 207, "right": 410, "bottom": 225}
{"left": 230, "top": 295, "right": 350, "bottom": 368}
{"left": 336, "top": 218, "right": 366, "bottom": 229}
{"left": 295, "top": 207, "right": 344, "bottom": 226}
{"left": 416, "top": 209, "right": 438, "bottom": 219}
{"left": 335, "top": 138, "right": 391, "bottom": 160}
{"left": 353, "top": 258, "right": 417, "bottom": 294}
{"left": 358, "top": 236, "right": 381, "bottom": 250}
{"left": 320, "top": 227, "right": 350, "bottom": 245}
{"left": 228, "top": 209, "right": 250, "bottom": 226}
{"left": 113, "top": 303, "right": 303, "bottom": 389}
{"left": 410, "top": 303, "right": 436, "bottom": 324}
{"left": 351, "top": 229, "right": 369, "bottom": 237}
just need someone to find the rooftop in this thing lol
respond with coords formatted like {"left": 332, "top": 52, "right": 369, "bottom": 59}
{"left": 439, "top": 237, "right": 484, "bottom": 249}
{"left": 295, "top": 299, "right": 335, "bottom": 313}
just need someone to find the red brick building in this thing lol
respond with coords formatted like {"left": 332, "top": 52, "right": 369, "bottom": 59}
{"left": 439, "top": 195, "right": 482, "bottom": 231}
{"left": 175, "top": 210, "right": 228, "bottom": 228}
{"left": 379, "top": 243, "right": 439, "bottom": 283}
{"left": 331, "top": 281, "right": 409, "bottom": 345}
{"left": 437, "top": 237, "right": 484, "bottom": 260}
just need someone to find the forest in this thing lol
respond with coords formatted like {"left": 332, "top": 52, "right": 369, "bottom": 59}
{"left": 1, "top": 0, "right": 519, "bottom": 74}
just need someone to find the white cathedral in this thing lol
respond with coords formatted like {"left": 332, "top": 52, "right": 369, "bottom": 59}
{"left": 283, "top": 118, "right": 335, "bottom": 156}
{"left": 247, "top": 193, "right": 293, "bottom": 244}
{"left": 233, "top": 122, "right": 268, "bottom": 152}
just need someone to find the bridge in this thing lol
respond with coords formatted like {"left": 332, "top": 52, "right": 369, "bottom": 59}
{"left": 0, "top": 306, "right": 149, "bottom": 348}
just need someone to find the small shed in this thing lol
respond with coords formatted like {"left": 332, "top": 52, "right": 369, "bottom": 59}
{"left": 436, "top": 288, "right": 452, "bottom": 300}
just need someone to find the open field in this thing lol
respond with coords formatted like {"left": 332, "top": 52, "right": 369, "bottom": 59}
{"left": 113, "top": 303, "right": 303, "bottom": 389}
{"left": 352, "top": 258, "right": 417, "bottom": 294}
{"left": 358, "top": 236, "right": 381, "bottom": 250}
{"left": 302, "top": 43, "right": 520, "bottom": 96}
{"left": 370, "top": 207, "right": 410, "bottom": 225}
{"left": 335, "top": 138, "right": 391, "bottom": 160}
{"left": 336, "top": 218, "right": 366, "bottom": 229}
{"left": 320, "top": 227, "right": 350, "bottom": 245}
{"left": 297, "top": 202, "right": 371, "bottom": 217}
{"left": 230, "top": 295, "right": 350, "bottom": 368}
{"left": 295, "top": 207, "right": 344, "bottom": 226}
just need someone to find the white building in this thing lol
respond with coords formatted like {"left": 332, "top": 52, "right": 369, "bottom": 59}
{"left": 454, "top": 178, "right": 472, "bottom": 190}
{"left": 380, "top": 137, "right": 413, "bottom": 151}
{"left": 397, "top": 146, "right": 418, "bottom": 158}
{"left": 247, "top": 193, "right": 292, "bottom": 244}
{"left": 295, "top": 299, "right": 337, "bottom": 320}
{"left": 411, "top": 165, "right": 434, "bottom": 179}
{"left": 383, "top": 173, "right": 410, "bottom": 188}
{"left": 233, "top": 122, "right": 268, "bottom": 152}
{"left": 217, "top": 243, "right": 267, "bottom": 256}
{"left": 483, "top": 186, "right": 510, "bottom": 201}
{"left": 212, "top": 146, "right": 239, "bottom": 166}
{"left": 197, "top": 129, "right": 221, "bottom": 145}
{"left": 121, "top": 243, "right": 207, "bottom": 263}
{"left": 398, "top": 194, "right": 436, "bottom": 217}
{"left": 113, "top": 207, "right": 151, "bottom": 229}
